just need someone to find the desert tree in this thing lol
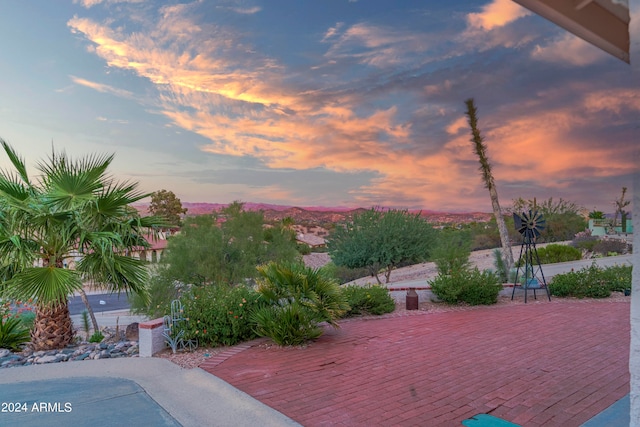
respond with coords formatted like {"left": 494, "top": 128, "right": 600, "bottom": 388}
{"left": 152, "top": 205, "right": 299, "bottom": 286}
{"left": 148, "top": 189, "right": 187, "bottom": 227}
{"left": 464, "top": 98, "right": 514, "bottom": 273}
{"left": 327, "top": 208, "right": 436, "bottom": 284}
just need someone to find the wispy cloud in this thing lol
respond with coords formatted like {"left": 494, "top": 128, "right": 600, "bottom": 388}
{"left": 531, "top": 33, "right": 608, "bottom": 66}
{"left": 322, "top": 22, "right": 344, "bottom": 42}
{"left": 96, "top": 116, "right": 129, "bottom": 124}
{"left": 228, "top": 6, "right": 261, "bottom": 14}
{"left": 74, "top": 0, "right": 145, "bottom": 8}
{"left": 322, "top": 22, "right": 431, "bottom": 68}
{"left": 69, "top": 75, "right": 134, "bottom": 98}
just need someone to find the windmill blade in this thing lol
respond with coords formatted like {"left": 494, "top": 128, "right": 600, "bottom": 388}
{"left": 530, "top": 211, "right": 545, "bottom": 234}
{"left": 536, "top": 218, "right": 546, "bottom": 231}
{"left": 514, "top": 213, "right": 528, "bottom": 235}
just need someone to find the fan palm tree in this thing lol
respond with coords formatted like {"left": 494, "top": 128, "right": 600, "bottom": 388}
{"left": 0, "top": 139, "right": 165, "bottom": 350}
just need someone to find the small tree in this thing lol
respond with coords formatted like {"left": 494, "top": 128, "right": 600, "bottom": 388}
{"left": 148, "top": 189, "right": 187, "bottom": 227}
{"left": 327, "top": 208, "right": 436, "bottom": 283}
{"left": 432, "top": 229, "right": 472, "bottom": 275}
{"left": 154, "top": 205, "right": 299, "bottom": 288}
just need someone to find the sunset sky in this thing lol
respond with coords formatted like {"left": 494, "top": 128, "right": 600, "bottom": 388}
{"left": 0, "top": 0, "right": 636, "bottom": 213}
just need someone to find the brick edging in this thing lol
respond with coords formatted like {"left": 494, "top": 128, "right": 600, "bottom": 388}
{"left": 199, "top": 338, "right": 269, "bottom": 369}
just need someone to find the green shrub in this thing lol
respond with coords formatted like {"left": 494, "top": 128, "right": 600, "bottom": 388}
{"left": 599, "top": 264, "right": 632, "bottom": 293}
{"left": 320, "top": 262, "right": 372, "bottom": 285}
{"left": 429, "top": 268, "right": 502, "bottom": 306}
{"left": 548, "top": 264, "right": 611, "bottom": 298}
{"left": 252, "top": 262, "right": 349, "bottom": 345}
{"left": 593, "top": 239, "right": 629, "bottom": 256}
{"left": 0, "top": 317, "right": 31, "bottom": 351}
{"left": 89, "top": 331, "right": 105, "bottom": 343}
{"left": 516, "top": 244, "right": 581, "bottom": 267}
{"left": 252, "top": 304, "right": 323, "bottom": 346}
{"left": 342, "top": 285, "right": 395, "bottom": 317}
{"left": 571, "top": 231, "right": 598, "bottom": 252}
{"left": 536, "top": 244, "right": 582, "bottom": 264}
{"left": 432, "top": 231, "right": 472, "bottom": 275}
{"left": 297, "top": 243, "right": 311, "bottom": 255}
{"left": 492, "top": 249, "right": 509, "bottom": 283}
{"left": 131, "top": 268, "right": 184, "bottom": 318}
{"left": 181, "top": 284, "right": 261, "bottom": 347}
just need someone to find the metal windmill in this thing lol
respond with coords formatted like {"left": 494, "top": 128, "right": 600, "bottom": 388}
{"left": 511, "top": 210, "right": 551, "bottom": 303}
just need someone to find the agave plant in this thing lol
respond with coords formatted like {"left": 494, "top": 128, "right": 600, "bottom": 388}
{"left": 0, "top": 139, "right": 166, "bottom": 350}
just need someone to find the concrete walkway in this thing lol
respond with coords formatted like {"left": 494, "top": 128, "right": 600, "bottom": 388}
{"left": 0, "top": 358, "right": 300, "bottom": 427}
{"left": 201, "top": 299, "right": 630, "bottom": 426}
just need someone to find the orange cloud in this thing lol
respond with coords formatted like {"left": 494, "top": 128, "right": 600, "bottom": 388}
{"left": 467, "top": 0, "right": 530, "bottom": 31}
{"left": 66, "top": 6, "right": 634, "bottom": 211}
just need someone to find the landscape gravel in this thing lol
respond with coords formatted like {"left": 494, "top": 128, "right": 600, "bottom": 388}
{"left": 0, "top": 341, "right": 139, "bottom": 368}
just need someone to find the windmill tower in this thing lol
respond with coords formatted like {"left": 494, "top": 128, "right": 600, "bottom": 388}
{"left": 511, "top": 211, "right": 551, "bottom": 303}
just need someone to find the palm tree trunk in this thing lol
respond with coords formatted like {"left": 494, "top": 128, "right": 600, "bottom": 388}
{"left": 78, "top": 288, "right": 100, "bottom": 334}
{"left": 31, "top": 301, "right": 74, "bottom": 350}
{"left": 465, "top": 98, "right": 514, "bottom": 274}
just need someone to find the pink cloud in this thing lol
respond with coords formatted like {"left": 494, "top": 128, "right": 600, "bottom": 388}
{"left": 467, "top": 0, "right": 530, "bottom": 31}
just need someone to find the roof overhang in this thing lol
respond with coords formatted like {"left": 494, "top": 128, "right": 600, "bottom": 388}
{"left": 513, "top": 0, "right": 630, "bottom": 63}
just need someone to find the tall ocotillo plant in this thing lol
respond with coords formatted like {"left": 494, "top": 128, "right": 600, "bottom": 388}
{"left": 464, "top": 98, "right": 514, "bottom": 274}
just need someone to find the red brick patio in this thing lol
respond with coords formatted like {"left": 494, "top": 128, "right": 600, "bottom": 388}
{"left": 201, "top": 300, "right": 629, "bottom": 426}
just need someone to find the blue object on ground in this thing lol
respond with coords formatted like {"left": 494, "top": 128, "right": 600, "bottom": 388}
{"left": 580, "top": 394, "right": 629, "bottom": 427}
{"left": 462, "top": 413, "right": 521, "bottom": 427}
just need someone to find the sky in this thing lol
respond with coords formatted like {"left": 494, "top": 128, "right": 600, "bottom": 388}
{"left": 0, "top": 0, "right": 636, "bottom": 213}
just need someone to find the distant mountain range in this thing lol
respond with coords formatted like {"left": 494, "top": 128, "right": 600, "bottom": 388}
{"left": 134, "top": 202, "right": 493, "bottom": 225}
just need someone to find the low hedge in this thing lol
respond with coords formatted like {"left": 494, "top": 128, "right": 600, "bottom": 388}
{"left": 429, "top": 268, "right": 502, "bottom": 306}
{"left": 341, "top": 285, "right": 395, "bottom": 316}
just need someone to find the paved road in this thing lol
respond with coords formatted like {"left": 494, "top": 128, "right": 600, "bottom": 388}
{"left": 536, "top": 254, "right": 632, "bottom": 280}
{"left": 390, "top": 254, "right": 632, "bottom": 289}
{"left": 68, "top": 293, "right": 132, "bottom": 315}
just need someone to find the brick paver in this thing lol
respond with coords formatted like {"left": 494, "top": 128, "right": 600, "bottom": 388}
{"left": 200, "top": 300, "right": 629, "bottom": 426}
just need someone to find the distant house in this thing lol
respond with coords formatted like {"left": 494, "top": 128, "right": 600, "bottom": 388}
{"left": 127, "top": 230, "right": 172, "bottom": 263}
{"left": 296, "top": 233, "right": 326, "bottom": 249}
{"left": 588, "top": 217, "right": 633, "bottom": 236}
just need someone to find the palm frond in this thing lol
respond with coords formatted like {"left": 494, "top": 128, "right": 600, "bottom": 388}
{"left": 97, "top": 181, "right": 148, "bottom": 213}
{"left": 0, "top": 176, "right": 31, "bottom": 202}
{"left": 38, "top": 151, "right": 115, "bottom": 210}
{"left": 77, "top": 253, "right": 149, "bottom": 304}
{"left": 5, "top": 267, "right": 82, "bottom": 305}
{"left": 0, "top": 139, "right": 30, "bottom": 185}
